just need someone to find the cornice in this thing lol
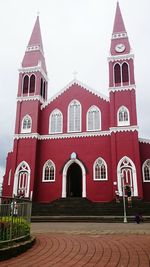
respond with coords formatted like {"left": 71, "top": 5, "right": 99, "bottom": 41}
{"left": 17, "top": 95, "right": 44, "bottom": 104}
{"left": 139, "top": 138, "right": 150, "bottom": 144}
{"left": 14, "top": 127, "right": 139, "bottom": 140}
{"left": 109, "top": 84, "right": 136, "bottom": 93}
{"left": 18, "top": 64, "right": 48, "bottom": 82}
{"left": 41, "top": 79, "right": 109, "bottom": 110}
{"left": 108, "top": 53, "right": 134, "bottom": 62}
{"left": 14, "top": 133, "right": 40, "bottom": 140}
{"left": 110, "top": 126, "right": 138, "bottom": 133}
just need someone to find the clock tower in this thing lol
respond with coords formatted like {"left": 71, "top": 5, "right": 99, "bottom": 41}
{"left": 109, "top": 2, "right": 143, "bottom": 198}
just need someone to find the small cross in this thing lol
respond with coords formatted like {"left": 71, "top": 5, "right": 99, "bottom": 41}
{"left": 37, "top": 11, "right": 40, "bottom": 16}
{"left": 73, "top": 71, "right": 78, "bottom": 80}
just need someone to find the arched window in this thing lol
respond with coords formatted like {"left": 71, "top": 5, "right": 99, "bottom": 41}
{"left": 21, "top": 115, "right": 32, "bottom": 133}
{"left": 23, "top": 75, "right": 29, "bottom": 94}
{"left": 29, "top": 74, "right": 35, "bottom": 93}
{"left": 142, "top": 159, "right": 150, "bottom": 182}
{"left": 93, "top": 157, "right": 107, "bottom": 181}
{"left": 40, "top": 78, "right": 43, "bottom": 97}
{"left": 49, "top": 109, "right": 63, "bottom": 133}
{"left": 68, "top": 100, "right": 81, "bottom": 132}
{"left": 14, "top": 161, "right": 30, "bottom": 198}
{"left": 87, "top": 106, "right": 101, "bottom": 131}
{"left": 114, "top": 63, "right": 121, "bottom": 84}
{"left": 122, "top": 62, "right": 129, "bottom": 83}
{"left": 42, "top": 160, "right": 55, "bottom": 182}
{"left": 117, "top": 106, "right": 130, "bottom": 126}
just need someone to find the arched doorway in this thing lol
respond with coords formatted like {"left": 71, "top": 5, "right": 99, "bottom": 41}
{"left": 67, "top": 163, "right": 82, "bottom": 197}
{"left": 62, "top": 158, "right": 86, "bottom": 198}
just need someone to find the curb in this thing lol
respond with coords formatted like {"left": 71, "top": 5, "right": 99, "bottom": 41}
{"left": 0, "top": 235, "right": 36, "bottom": 261}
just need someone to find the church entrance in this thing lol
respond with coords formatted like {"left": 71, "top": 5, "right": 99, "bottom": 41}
{"left": 66, "top": 163, "right": 82, "bottom": 197}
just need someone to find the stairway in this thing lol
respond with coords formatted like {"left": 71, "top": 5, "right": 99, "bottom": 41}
{"left": 32, "top": 197, "right": 150, "bottom": 217}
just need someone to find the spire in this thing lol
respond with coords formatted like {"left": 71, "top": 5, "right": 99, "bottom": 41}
{"left": 110, "top": 2, "right": 131, "bottom": 56}
{"left": 113, "top": 2, "right": 126, "bottom": 34}
{"left": 28, "top": 15, "right": 43, "bottom": 52}
{"left": 21, "top": 16, "right": 47, "bottom": 74}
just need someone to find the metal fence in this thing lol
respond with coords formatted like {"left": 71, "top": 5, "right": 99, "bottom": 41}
{"left": 0, "top": 197, "right": 32, "bottom": 244}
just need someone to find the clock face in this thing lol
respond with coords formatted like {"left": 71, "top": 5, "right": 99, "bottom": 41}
{"left": 115, "top": 43, "right": 125, "bottom": 53}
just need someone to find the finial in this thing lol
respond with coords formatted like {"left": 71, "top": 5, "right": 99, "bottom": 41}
{"left": 37, "top": 11, "right": 40, "bottom": 17}
{"left": 73, "top": 70, "right": 78, "bottom": 80}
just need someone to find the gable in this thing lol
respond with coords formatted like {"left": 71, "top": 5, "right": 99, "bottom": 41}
{"left": 41, "top": 79, "right": 109, "bottom": 110}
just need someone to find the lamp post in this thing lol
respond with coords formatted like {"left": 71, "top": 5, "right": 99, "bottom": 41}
{"left": 121, "top": 173, "right": 127, "bottom": 223}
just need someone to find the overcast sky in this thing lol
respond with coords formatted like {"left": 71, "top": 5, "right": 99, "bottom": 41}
{"left": 0, "top": 0, "right": 150, "bottom": 184}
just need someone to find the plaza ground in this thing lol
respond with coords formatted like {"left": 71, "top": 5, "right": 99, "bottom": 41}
{"left": 1, "top": 223, "right": 150, "bottom": 266}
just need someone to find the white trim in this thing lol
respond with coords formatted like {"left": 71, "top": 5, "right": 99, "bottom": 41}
{"left": 142, "top": 159, "right": 150, "bottom": 182}
{"left": 14, "top": 126, "right": 138, "bottom": 140}
{"left": 41, "top": 79, "right": 109, "bottom": 110}
{"left": 108, "top": 53, "right": 134, "bottom": 62}
{"left": 19, "top": 65, "right": 48, "bottom": 82}
{"left": 110, "top": 126, "right": 138, "bottom": 133}
{"left": 26, "top": 45, "right": 44, "bottom": 57}
{"left": 139, "top": 138, "right": 150, "bottom": 144}
{"left": 112, "top": 32, "right": 128, "bottom": 39}
{"left": 14, "top": 131, "right": 110, "bottom": 140}
{"left": 109, "top": 85, "right": 136, "bottom": 92}
{"left": 13, "top": 161, "right": 30, "bottom": 198}
{"left": 62, "top": 158, "right": 86, "bottom": 198}
{"left": 17, "top": 95, "right": 45, "bottom": 104}
{"left": 117, "top": 156, "right": 138, "bottom": 196}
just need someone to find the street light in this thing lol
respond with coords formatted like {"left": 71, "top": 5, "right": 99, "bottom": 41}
{"left": 121, "top": 173, "right": 127, "bottom": 223}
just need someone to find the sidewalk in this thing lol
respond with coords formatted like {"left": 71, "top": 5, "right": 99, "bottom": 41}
{"left": 1, "top": 223, "right": 150, "bottom": 266}
{"left": 31, "top": 222, "right": 150, "bottom": 235}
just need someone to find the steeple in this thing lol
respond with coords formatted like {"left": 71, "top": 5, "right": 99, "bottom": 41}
{"left": 21, "top": 16, "right": 47, "bottom": 74}
{"left": 110, "top": 2, "right": 131, "bottom": 56}
{"left": 113, "top": 2, "right": 126, "bottom": 34}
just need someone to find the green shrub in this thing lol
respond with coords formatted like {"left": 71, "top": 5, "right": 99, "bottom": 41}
{"left": 0, "top": 217, "right": 30, "bottom": 241}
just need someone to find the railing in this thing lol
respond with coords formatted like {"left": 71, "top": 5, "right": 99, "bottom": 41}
{"left": 0, "top": 197, "right": 32, "bottom": 245}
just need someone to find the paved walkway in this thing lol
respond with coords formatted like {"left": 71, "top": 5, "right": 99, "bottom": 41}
{"left": 1, "top": 223, "right": 150, "bottom": 266}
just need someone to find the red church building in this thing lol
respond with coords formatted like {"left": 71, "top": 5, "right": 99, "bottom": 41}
{"left": 2, "top": 3, "right": 150, "bottom": 203}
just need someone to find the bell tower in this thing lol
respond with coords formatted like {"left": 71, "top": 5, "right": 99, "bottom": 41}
{"left": 109, "top": 2, "right": 143, "bottom": 198}
{"left": 11, "top": 16, "right": 48, "bottom": 199}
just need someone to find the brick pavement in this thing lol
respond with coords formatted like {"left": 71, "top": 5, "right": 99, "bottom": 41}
{"left": 1, "top": 223, "right": 150, "bottom": 266}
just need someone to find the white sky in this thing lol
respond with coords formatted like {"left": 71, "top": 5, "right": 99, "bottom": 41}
{"left": 0, "top": 0, "right": 150, "bottom": 183}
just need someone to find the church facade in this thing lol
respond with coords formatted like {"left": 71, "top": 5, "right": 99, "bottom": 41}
{"left": 2, "top": 3, "right": 150, "bottom": 203}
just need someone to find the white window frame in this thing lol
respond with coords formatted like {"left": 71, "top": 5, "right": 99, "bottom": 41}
{"left": 117, "top": 106, "right": 130, "bottom": 126}
{"left": 67, "top": 99, "right": 82, "bottom": 132}
{"left": 21, "top": 115, "right": 32, "bottom": 133}
{"left": 49, "top": 109, "right": 63, "bottom": 134}
{"left": 142, "top": 159, "right": 150, "bottom": 182}
{"left": 42, "top": 160, "right": 55, "bottom": 182}
{"left": 86, "top": 105, "right": 101, "bottom": 131}
{"left": 93, "top": 157, "right": 108, "bottom": 181}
